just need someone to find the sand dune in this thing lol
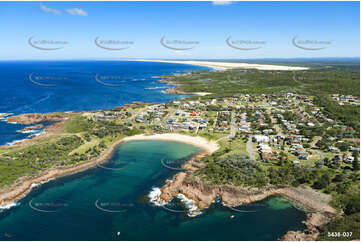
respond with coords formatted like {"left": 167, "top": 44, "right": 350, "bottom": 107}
{"left": 132, "top": 59, "right": 309, "bottom": 71}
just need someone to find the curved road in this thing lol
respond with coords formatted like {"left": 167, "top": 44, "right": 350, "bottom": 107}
{"left": 246, "top": 137, "right": 255, "bottom": 160}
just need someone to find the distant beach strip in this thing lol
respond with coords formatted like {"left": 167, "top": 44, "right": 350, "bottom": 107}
{"left": 131, "top": 59, "right": 309, "bottom": 71}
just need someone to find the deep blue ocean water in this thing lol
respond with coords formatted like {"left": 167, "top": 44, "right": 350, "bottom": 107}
{"left": 0, "top": 61, "right": 308, "bottom": 240}
{"left": 0, "top": 61, "right": 209, "bottom": 145}
{"left": 0, "top": 140, "right": 307, "bottom": 241}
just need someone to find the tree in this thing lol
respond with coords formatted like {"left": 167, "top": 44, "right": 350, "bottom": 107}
{"left": 345, "top": 194, "right": 360, "bottom": 215}
{"left": 313, "top": 173, "right": 331, "bottom": 189}
{"left": 352, "top": 158, "right": 359, "bottom": 171}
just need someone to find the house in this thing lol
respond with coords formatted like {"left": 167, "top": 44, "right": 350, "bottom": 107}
{"left": 262, "top": 129, "right": 273, "bottom": 135}
{"left": 298, "top": 151, "right": 309, "bottom": 160}
{"left": 199, "top": 123, "right": 207, "bottom": 129}
{"left": 307, "top": 122, "right": 315, "bottom": 127}
{"left": 253, "top": 135, "right": 270, "bottom": 143}
{"left": 350, "top": 146, "right": 360, "bottom": 152}
{"left": 190, "top": 111, "right": 198, "bottom": 117}
{"left": 328, "top": 146, "right": 339, "bottom": 152}
{"left": 344, "top": 156, "right": 355, "bottom": 164}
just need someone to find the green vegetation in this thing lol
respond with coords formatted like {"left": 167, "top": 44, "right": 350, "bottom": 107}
{"left": 0, "top": 113, "right": 144, "bottom": 189}
{"left": 197, "top": 154, "right": 268, "bottom": 188}
{"left": 64, "top": 115, "right": 93, "bottom": 133}
{"left": 318, "top": 213, "right": 360, "bottom": 241}
{"left": 197, "top": 149, "right": 359, "bottom": 190}
{"left": 169, "top": 64, "right": 360, "bottom": 134}
{"left": 0, "top": 62, "right": 359, "bottom": 240}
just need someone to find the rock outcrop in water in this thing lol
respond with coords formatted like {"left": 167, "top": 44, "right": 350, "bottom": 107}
{"left": 281, "top": 212, "right": 337, "bottom": 241}
{"left": 6, "top": 113, "right": 66, "bottom": 125}
{"left": 17, "top": 124, "right": 44, "bottom": 133}
{"left": 157, "top": 155, "right": 338, "bottom": 240}
{"left": 159, "top": 171, "right": 336, "bottom": 214}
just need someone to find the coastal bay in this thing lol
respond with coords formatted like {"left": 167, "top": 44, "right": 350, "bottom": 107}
{"left": 0, "top": 139, "right": 308, "bottom": 241}
{"left": 0, "top": 60, "right": 358, "bottom": 241}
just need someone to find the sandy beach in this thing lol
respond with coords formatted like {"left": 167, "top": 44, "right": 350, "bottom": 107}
{"left": 0, "top": 131, "right": 337, "bottom": 240}
{"left": 122, "top": 133, "right": 219, "bottom": 154}
{"left": 132, "top": 59, "right": 309, "bottom": 71}
{"left": 0, "top": 133, "right": 219, "bottom": 208}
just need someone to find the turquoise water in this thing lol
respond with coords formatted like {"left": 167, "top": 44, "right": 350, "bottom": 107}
{"left": 0, "top": 140, "right": 307, "bottom": 241}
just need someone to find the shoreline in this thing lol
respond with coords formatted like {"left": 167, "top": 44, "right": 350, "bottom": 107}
{"left": 0, "top": 131, "right": 338, "bottom": 240}
{"left": 121, "top": 133, "right": 219, "bottom": 154}
{"left": 0, "top": 133, "right": 219, "bottom": 209}
{"left": 131, "top": 59, "right": 309, "bottom": 71}
{"left": 151, "top": 150, "right": 338, "bottom": 240}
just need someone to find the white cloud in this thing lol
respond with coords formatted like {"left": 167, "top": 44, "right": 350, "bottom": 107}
{"left": 66, "top": 8, "right": 88, "bottom": 16}
{"left": 40, "top": 4, "right": 61, "bottom": 15}
{"left": 212, "top": 1, "right": 232, "bottom": 5}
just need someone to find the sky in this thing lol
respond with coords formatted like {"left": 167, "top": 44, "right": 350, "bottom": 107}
{"left": 0, "top": 1, "right": 359, "bottom": 60}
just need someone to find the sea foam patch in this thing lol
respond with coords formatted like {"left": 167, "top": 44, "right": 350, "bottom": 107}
{"left": 0, "top": 201, "right": 19, "bottom": 212}
{"left": 176, "top": 194, "right": 202, "bottom": 217}
{"left": 148, "top": 187, "right": 167, "bottom": 206}
{"left": 6, "top": 138, "right": 28, "bottom": 146}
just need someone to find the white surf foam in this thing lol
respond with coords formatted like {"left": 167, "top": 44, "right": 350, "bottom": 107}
{"left": 148, "top": 187, "right": 167, "bottom": 206}
{"left": 176, "top": 194, "right": 202, "bottom": 217}
{"left": 30, "top": 178, "right": 54, "bottom": 189}
{"left": 6, "top": 138, "right": 28, "bottom": 146}
{"left": 17, "top": 129, "right": 38, "bottom": 134}
{"left": 0, "top": 201, "right": 19, "bottom": 211}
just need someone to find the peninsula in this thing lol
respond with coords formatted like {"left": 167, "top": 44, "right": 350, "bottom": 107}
{"left": 0, "top": 63, "right": 359, "bottom": 241}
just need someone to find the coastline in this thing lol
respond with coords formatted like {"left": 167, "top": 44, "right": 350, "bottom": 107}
{"left": 131, "top": 59, "right": 309, "bottom": 71}
{"left": 0, "top": 67, "right": 340, "bottom": 240}
{"left": 0, "top": 133, "right": 219, "bottom": 209}
{"left": 0, "top": 130, "right": 338, "bottom": 240}
{"left": 151, "top": 149, "right": 338, "bottom": 240}
{"left": 121, "top": 133, "right": 219, "bottom": 154}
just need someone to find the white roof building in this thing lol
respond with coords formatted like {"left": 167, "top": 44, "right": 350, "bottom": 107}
{"left": 253, "top": 135, "right": 270, "bottom": 143}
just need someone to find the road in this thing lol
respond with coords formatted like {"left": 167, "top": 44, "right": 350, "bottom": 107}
{"left": 311, "top": 136, "right": 322, "bottom": 147}
{"left": 315, "top": 150, "right": 324, "bottom": 161}
{"left": 229, "top": 111, "right": 236, "bottom": 139}
{"left": 215, "top": 111, "right": 236, "bottom": 143}
{"left": 195, "top": 123, "right": 200, "bottom": 134}
{"left": 246, "top": 136, "right": 256, "bottom": 160}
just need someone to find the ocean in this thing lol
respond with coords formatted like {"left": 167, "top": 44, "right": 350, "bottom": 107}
{"left": 0, "top": 61, "right": 307, "bottom": 240}
{"left": 0, "top": 60, "right": 209, "bottom": 145}
{"left": 0, "top": 140, "right": 307, "bottom": 241}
